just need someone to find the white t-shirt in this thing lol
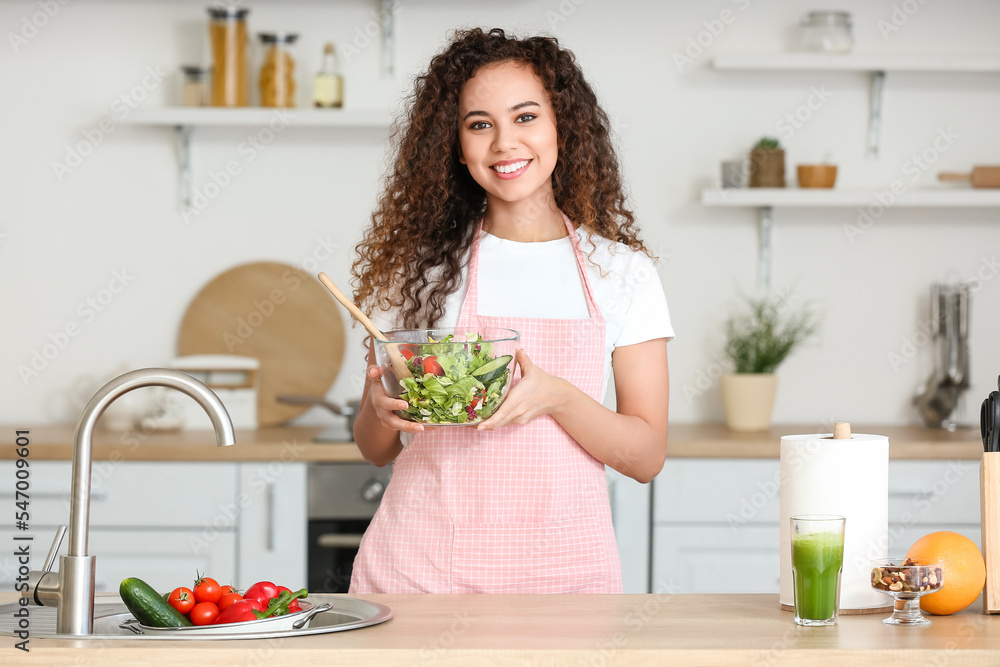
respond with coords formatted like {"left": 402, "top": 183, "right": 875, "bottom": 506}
{"left": 372, "top": 228, "right": 674, "bottom": 400}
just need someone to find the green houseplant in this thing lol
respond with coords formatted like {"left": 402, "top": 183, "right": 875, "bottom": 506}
{"left": 749, "top": 136, "right": 786, "bottom": 188}
{"left": 721, "top": 294, "right": 820, "bottom": 431}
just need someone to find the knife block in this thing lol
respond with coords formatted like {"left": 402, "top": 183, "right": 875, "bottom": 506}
{"left": 981, "top": 452, "right": 1000, "bottom": 613}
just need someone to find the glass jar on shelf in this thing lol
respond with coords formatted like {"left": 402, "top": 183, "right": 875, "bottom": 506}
{"left": 179, "top": 65, "right": 209, "bottom": 106}
{"left": 799, "top": 11, "right": 853, "bottom": 53}
{"left": 207, "top": 6, "right": 250, "bottom": 107}
{"left": 258, "top": 32, "right": 299, "bottom": 108}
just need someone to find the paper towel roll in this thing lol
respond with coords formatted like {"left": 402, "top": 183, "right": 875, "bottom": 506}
{"left": 779, "top": 433, "right": 889, "bottom": 610}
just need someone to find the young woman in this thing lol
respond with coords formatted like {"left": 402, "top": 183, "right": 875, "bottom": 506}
{"left": 348, "top": 28, "right": 673, "bottom": 594}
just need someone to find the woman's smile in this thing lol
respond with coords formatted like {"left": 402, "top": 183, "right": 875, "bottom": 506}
{"left": 491, "top": 158, "right": 532, "bottom": 178}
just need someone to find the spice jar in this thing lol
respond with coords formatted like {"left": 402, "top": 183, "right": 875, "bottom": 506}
{"left": 258, "top": 32, "right": 298, "bottom": 108}
{"left": 208, "top": 7, "right": 249, "bottom": 107}
{"left": 799, "top": 11, "right": 853, "bottom": 52}
{"left": 180, "top": 66, "right": 209, "bottom": 106}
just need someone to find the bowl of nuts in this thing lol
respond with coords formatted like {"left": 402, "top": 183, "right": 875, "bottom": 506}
{"left": 871, "top": 557, "right": 944, "bottom": 626}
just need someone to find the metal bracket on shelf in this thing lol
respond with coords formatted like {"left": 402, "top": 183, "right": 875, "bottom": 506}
{"left": 175, "top": 124, "right": 192, "bottom": 212}
{"left": 758, "top": 206, "right": 773, "bottom": 291}
{"left": 866, "top": 70, "right": 886, "bottom": 159}
{"left": 381, "top": 0, "right": 395, "bottom": 77}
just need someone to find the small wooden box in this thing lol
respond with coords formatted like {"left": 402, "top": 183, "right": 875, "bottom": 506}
{"left": 982, "top": 452, "right": 1000, "bottom": 613}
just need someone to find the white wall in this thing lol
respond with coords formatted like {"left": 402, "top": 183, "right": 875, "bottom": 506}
{"left": 3, "top": 0, "right": 999, "bottom": 430}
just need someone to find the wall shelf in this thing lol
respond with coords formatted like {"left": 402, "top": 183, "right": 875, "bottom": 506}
{"left": 702, "top": 187, "right": 1000, "bottom": 289}
{"left": 712, "top": 53, "right": 1000, "bottom": 72}
{"left": 120, "top": 107, "right": 393, "bottom": 210}
{"left": 711, "top": 53, "right": 1000, "bottom": 159}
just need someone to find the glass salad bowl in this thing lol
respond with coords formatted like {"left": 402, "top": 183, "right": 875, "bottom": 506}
{"left": 870, "top": 557, "right": 944, "bottom": 626}
{"left": 374, "top": 328, "right": 520, "bottom": 426}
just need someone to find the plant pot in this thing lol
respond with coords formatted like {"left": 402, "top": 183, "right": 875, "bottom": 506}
{"left": 721, "top": 373, "right": 778, "bottom": 431}
{"left": 749, "top": 148, "right": 785, "bottom": 188}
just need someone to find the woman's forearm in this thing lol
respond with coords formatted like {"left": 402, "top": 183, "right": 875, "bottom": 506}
{"left": 549, "top": 380, "right": 667, "bottom": 483}
{"left": 353, "top": 398, "right": 404, "bottom": 466}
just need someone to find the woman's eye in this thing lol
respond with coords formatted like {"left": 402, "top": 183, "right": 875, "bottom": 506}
{"left": 516, "top": 113, "right": 537, "bottom": 123}
{"left": 469, "top": 121, "right": 490, "bottom": 130}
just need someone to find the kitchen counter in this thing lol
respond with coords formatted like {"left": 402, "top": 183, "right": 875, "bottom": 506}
{"left": 0, "top": 423, "right": 982, "bottom": 461}
{"left": 4, "top": 593, "right": 1000, "bottom": 665}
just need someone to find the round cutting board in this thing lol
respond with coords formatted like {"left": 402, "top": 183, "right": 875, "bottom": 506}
{"left": 178, "top": 262, "right": 345, "bottom": 427}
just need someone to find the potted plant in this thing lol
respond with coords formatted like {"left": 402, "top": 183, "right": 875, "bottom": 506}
{"left": 749, "top": 137, "right": 786, "bottom": 188}
{"left": 722, "top": 294, "right": 820, "bottom": 431}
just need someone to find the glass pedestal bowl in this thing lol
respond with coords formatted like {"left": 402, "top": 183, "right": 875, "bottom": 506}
{"left": 870, "top": 557, "right": 944, "bottom": 626}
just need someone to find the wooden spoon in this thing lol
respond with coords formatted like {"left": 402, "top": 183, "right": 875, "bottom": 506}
{"left": 317, "top": 273, "right": 413, "bottom": 379}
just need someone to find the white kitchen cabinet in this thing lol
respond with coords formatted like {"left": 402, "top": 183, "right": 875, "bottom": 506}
{"left": 0, "top": 460, "right": 306, "bottom": 594}
{"left": 236, "top": 462, "right": 307, "bottom": 590}
{"left": 652, "top": 458, "right": 982, "bottom": 594}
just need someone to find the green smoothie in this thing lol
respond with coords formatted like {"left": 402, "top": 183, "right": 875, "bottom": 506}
{"left": 792, "top": 531, "right": 844, "bottom": 621}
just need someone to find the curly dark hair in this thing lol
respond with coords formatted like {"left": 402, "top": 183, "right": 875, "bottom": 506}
{"left": 351, "top": 27, "right": 650, "bottom": 329}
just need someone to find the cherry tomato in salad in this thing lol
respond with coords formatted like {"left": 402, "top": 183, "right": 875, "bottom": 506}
{"left": 218, "top": 592, "right": 243, "bottom": 612}
{"left": 167, "top": 587, "right": 195, "bottom": 615}
{"left": 400, "top": 348, "right": 414, "bottom": 360}
{"left": 193, "top": 575, "right": 223, "bottom": 604}
{"left": 189, "top": 601, "right": 220, "bottom": 626}
{"left": 243, "top": 581, "right": 279, "bottom": 607}
{"left": 422, "top": 356, "right": 444, "bottom": 376}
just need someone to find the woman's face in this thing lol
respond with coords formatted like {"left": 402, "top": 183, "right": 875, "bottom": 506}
{"left": 457, "top": 60, "right": 558, "bottom": 207}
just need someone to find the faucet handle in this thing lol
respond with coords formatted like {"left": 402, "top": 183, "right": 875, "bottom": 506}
{"left": 43, "top": 525, "right": 67, "bottom": 572}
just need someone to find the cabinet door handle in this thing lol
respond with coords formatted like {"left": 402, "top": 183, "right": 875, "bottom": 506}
{"left": 266, "top": 482, "right": 275, "bottom": 552}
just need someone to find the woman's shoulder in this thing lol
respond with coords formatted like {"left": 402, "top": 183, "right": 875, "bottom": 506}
{"left": 576, "top": 228, "right": 657, "bottom": 276}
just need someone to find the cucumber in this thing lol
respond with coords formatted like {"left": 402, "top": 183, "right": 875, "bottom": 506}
{"left": 120, "top": 577, "right": 192, "bottom": 627}
{"left": 471, "top": 355, "right": 513, "bottom": 384}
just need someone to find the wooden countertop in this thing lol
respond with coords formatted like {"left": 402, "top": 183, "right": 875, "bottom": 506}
{"left": 0, "top": 423, "right": 982, "bottom": 462}
{"left": 5, "top": 593, "right": 1000, "bottom": 665}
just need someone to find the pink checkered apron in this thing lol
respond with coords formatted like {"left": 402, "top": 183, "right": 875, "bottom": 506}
{"left": 350, "top": 212, "right": 623, "bottom": 593}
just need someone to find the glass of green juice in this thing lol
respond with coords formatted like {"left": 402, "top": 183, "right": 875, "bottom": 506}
{"left": 791, "top": 514, "right": 845, "bottom": 626}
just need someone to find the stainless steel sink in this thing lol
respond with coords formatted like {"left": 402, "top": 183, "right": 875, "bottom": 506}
{"left": 0, "top": 594, "right": 391, "bottom": 640}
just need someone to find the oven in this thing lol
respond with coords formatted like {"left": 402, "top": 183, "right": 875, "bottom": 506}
{"left": 307, "top": 462, "right": 391, "bottom": 593}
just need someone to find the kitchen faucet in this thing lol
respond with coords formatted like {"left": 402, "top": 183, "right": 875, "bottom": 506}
{"left": 23, "top": 369, "right": 236, "bottom": 635}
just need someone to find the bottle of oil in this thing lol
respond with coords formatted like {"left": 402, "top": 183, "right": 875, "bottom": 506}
{"left": 313, "top": 42, "right": 343, "bottom": 108}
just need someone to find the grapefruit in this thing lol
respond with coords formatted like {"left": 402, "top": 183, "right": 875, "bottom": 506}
{"left": 905, "top": 531, "right": 986, "bottom": 615}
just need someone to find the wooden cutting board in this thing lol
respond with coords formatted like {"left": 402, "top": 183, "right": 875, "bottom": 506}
{"left": 178, "top": 262, "right": 346, "bottom": 427}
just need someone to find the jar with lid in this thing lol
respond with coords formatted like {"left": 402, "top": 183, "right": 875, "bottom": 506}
{"left": 800, "top": 11, "right": 853, "bottom": 52}
{"left": 208, "top": 7, "right": 250, "bottom": 106}
{"left": 258, "top": 32, "right": 299, "bottom": 108}
{"left": 179, "top": 65, "right": 209, "bottom": 106}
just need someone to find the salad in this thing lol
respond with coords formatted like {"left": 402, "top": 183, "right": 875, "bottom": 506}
{"left": 391, "top": 333, "right": 513, "bottom": 424}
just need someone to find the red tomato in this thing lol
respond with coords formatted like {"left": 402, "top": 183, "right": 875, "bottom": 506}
{"left": 400, "top": 348, "right": 414, "bottom": 360}
{"left": 243, "top": 581, "right": 279, "bottom": 607}
{"left": 220, "top": 584, "right": 238, "bottom": 596}
{"left": 189, "top": 601, "right": 220, "bottom": 626}
{"left": 218, "top": 592, "right": 242, "bottom": 612}
{"left": 193, "top": 575, "right": 222, "bottom": 604}
{"left": 276, "top": 585, "right": 301, "bottom": 613}
{"left": 167, "top": 587, "right": 195, "bottom": 615}
{"left": 422, "top": 356, "right": 444, "bottom": 376}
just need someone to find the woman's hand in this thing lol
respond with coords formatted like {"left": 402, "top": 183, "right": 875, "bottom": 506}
{"left": 477, "top": 349, "right": 568, "bottom": 430}
{"left": 365, "top": 365, "right": 425, "bottom": 434}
